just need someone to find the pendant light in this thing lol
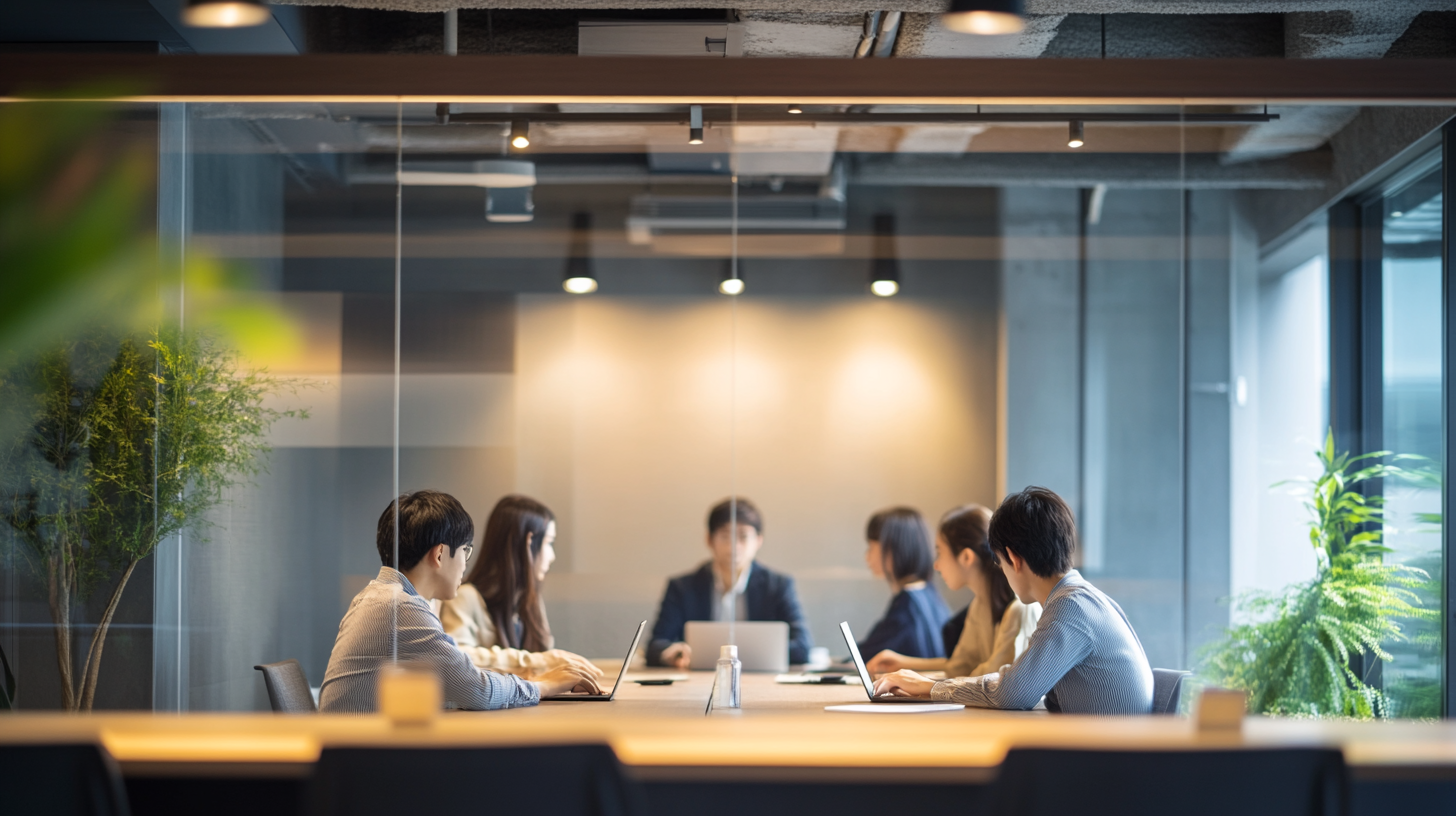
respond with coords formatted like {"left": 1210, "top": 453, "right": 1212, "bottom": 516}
{"left": 870, "top": 214, "right": 900, "bottom": 297}
{"left": 719, "top": 258, "right": 744, "bottom": 296}
{"left": 183, "top": 0, "right": 271, "bottom": 27}
{"left": 942, "top": 0, "right": 1024, "bottom": 35}
{"left": 562, "top": 212, "right": 598, "bottom": 294}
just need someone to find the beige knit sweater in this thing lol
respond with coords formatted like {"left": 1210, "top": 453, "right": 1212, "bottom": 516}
{"left": 434, "top": 584, "right": 564, "bottom": 675}
{"left": 945, "top": 593, "right": 1041, "bottom": 678}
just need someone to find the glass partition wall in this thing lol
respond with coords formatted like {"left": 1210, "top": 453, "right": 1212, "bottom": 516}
{"left": 0, "top": 88, "right": 1449, "bottom": 718}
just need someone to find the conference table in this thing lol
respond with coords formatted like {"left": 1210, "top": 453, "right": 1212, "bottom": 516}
{"left": 3, "top": 667, "right": 1456, "bottom": 815}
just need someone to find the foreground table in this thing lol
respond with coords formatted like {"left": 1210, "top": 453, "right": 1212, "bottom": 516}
{"left": 3, "top": 670, "right": 1454, "bottom": 815}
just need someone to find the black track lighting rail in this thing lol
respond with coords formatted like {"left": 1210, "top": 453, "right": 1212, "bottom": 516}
{"left": 437, "top": 111, "right": 1278, "bottom": 127}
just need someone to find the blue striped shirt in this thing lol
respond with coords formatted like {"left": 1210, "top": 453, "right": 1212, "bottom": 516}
{"left": 319, "top": 567, "right": 539, "bottom": 713}
{"left": 930, "top": 570, "right": 1153, "bottom": 714}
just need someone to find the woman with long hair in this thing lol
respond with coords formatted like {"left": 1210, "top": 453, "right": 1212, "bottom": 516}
{"left": 855, "top": 507, "right": 952, "bottom": 660}
{"left": 437, "top": 495, "right": 601, "bottom": 681}
{"left": 866, "top": 503, "right": 1039, "bottom": 677}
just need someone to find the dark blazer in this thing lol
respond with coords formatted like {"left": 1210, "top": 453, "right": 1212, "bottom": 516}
{"left": 647, "top": 561, "right": 813, "bottom": 666}
{"left": 857, "top": 585, "right": 952, "bottom": 661}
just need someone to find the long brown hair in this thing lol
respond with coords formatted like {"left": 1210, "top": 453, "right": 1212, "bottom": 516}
{"left": 466, "top": 495, "right": 555, "bottom": 651}
{"left": 940, "top": 504, "right": 1016, "bottom": 627}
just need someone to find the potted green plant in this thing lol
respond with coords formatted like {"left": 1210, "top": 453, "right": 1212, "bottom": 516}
{"left": 1198, "top": 431, "right": 1436, "bottom": 717}
{"left": 0, "top": 327, "right": 301, "bottom": 711}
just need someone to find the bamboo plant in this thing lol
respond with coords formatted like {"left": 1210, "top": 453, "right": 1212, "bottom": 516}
{"left": 0, "top": 328, "right": 299, "bottom": 711}
{"left": 1199, "top": 431, "right": 1436, "bottom": 717}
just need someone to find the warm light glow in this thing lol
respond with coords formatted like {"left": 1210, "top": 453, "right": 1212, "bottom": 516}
{"left": 719, "top": 278, "right": 745, "bottom": 296}
{"left": 182, "top": 1, "right": 272, "bottom": 27}
{"left": 1067, "top": 137, "right": 1084, "bottom": 148}
{"left": 563, "top": 277, "right": 598, "bottom": 294}
{"left": 511, "top": 135, "right": 530, "bottom": 149}
{"left": 871, "top": 280, "right": 899, "bottom": 297}
{"left": 941, "top": 11, "right": 1025, "bottom": 35}
{"left": 787, "top": 105, "right": 804, "bottom": 114}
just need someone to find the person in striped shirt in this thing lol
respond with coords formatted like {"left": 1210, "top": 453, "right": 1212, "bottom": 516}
{"left": 319, "top": 490, "right": 600, "bottom": 713}
{"left": 872, "top": 487, "right": 1153, "bottom": 715}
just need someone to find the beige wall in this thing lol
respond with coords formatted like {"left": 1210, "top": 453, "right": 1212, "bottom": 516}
{"left": 515, "top": 295, "right": 999, "bottom": 655}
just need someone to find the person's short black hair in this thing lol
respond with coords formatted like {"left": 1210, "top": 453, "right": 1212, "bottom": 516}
{"left": 988, "top": 487, "right": 1076, "bottom": 578}
{"left": 708, "top": 497, "right": 763, "bottom": 536}
{"left": 376, "top": 490, "right": 475, "bottom": 571}
{"left": 867, "top": 507, "right": 934, "bottom": 582}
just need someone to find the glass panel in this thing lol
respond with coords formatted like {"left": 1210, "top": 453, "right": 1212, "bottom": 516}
{"left": 1380, "top": 162, "right": 1443, "bottom": 718}
{"left": 0, "top": 92, "right": 1447, "bottom": 721}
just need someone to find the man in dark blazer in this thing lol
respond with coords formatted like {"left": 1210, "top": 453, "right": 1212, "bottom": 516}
{"left": 648, "top": 497, "right": 813, "bottom": 667}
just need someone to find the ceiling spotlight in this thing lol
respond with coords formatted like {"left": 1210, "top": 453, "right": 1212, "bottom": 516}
{"left": 1067, "top": 120, "right": 1085, "bottom": 149}
{"left": 870, "top": 213, "right": 900, "bottom": 297}
{"left": 719, "top": 258, "right": 744, "bottom": 295}
{"left": 510, "top": 120, "right": 531, "bottom": 150}
{"left": 183, "top": 0, "right": 271, "bottom": 27}
{"left": 689, "top": 105, "right": 704, "bottom": 145}
{"left": 787, "top": 104, "right": 804, "bottom": 115}
{"left": 942, "top": 0, "right": 1025, "bottom": 35}
{"left": 562, "top": 212, "right": 597, "bottom": 294}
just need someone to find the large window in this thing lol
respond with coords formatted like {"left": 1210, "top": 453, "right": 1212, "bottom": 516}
{"left": 1372, "top": 156, "right": 1444, "bottom": 717}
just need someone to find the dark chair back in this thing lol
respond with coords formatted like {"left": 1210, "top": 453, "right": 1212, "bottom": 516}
{"left": 1151, "top": 668, "right": 1191, "bottom": 714}
{"left": 306, "top": 744, "right": 638, "bottom": 816}
{"left": 988, "top": 747, "right": 1347, "bottom": 816}
{"left": 254, "top": 659, "right": 318, "bottom": 713}
{"left": 0, "top": 743, "right": 130, "bottom": 816}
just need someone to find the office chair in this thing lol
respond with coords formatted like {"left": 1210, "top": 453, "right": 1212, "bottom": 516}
{"left": 988, "top": 747, "right": 1348, "bottom": 816}
{"left": 0, "top": 743, "right": 130, "bottom": 816}
{"left": 1151, "top": 668, "right": 1191, "bottom": 715}
{"left": 305, "top": 744, "right": 639, "bottom": 816}
{"left": 254, "top": 659, "right": 318, "bottom": 713}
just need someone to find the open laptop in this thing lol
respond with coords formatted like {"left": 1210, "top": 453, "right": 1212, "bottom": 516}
{"left": 840, "top": 621, "right": 945, "bottom": 704}
{"left": 540, "top": 620, "right": 647, "bottom": 701}
{"left": 685, "top": 621, "right": 789, "bottom": 672}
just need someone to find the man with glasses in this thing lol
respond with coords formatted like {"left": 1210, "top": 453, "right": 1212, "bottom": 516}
{"left": 319, "top": 490, "right": 600, "bottom": 712}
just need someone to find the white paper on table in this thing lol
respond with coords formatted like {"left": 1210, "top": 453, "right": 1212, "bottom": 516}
{"left": 824, "top": 704, "right": 965, "bottom": 713}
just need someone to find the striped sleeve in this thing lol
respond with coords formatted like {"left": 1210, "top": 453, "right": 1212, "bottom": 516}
{"left": 930, "top": 598, "right": 1091, "bottom": 710}
{"left": 400, "top": 598, "right": 540, "bottom": 710}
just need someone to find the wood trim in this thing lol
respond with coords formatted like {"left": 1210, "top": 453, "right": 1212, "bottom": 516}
{"left": 6, "top": 55, "right": 1456, "bottom": 104}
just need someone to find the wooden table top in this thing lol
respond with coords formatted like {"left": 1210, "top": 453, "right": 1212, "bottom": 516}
{"left": 3, "top": 668, "right": 1456, "bottom": 783}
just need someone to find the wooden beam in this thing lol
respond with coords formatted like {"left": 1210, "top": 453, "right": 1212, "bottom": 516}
{"left": 5, "top": 55, "right": 1456, "bottom": 104}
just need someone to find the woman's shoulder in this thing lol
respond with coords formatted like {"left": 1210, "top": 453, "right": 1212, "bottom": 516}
{"left": 999, "top": 597, "right": 1026, "bottom": 624}
{"left": 445, "top": 582, "right": 486, "bottom": 612}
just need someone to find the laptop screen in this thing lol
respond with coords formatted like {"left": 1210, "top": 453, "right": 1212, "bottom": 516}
{"left": 838, "top": 621, "right": 876, "bottom": 701}
{"left": 607, "top": 620, "right": 648, "bottom": 700}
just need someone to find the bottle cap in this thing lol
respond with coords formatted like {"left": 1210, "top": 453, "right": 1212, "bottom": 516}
{"left": 720, "top": 644, "right": 737, "bottom": 660}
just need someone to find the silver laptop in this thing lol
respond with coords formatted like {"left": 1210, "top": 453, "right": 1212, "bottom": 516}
{"left": 685, "top": 621, "right": 789, "bottom": 672}
{"left": 540, "top": 620, "right": 646, "bottom": 701}
{"left": 840, "top": 621, "right": 945, "bottom": 704}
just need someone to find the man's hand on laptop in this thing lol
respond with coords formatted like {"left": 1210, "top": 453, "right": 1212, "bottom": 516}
{"left": 660, "top": 642, "right": 692, "bottom": 669}
{"left": 533, "top": 665, "right": 604, "bottom": 696}
{"left": 872, "top": 669, "right": 934, "bottom": 699}
{"left": 545, "top": 650, "right": 604, "bottom": 680}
